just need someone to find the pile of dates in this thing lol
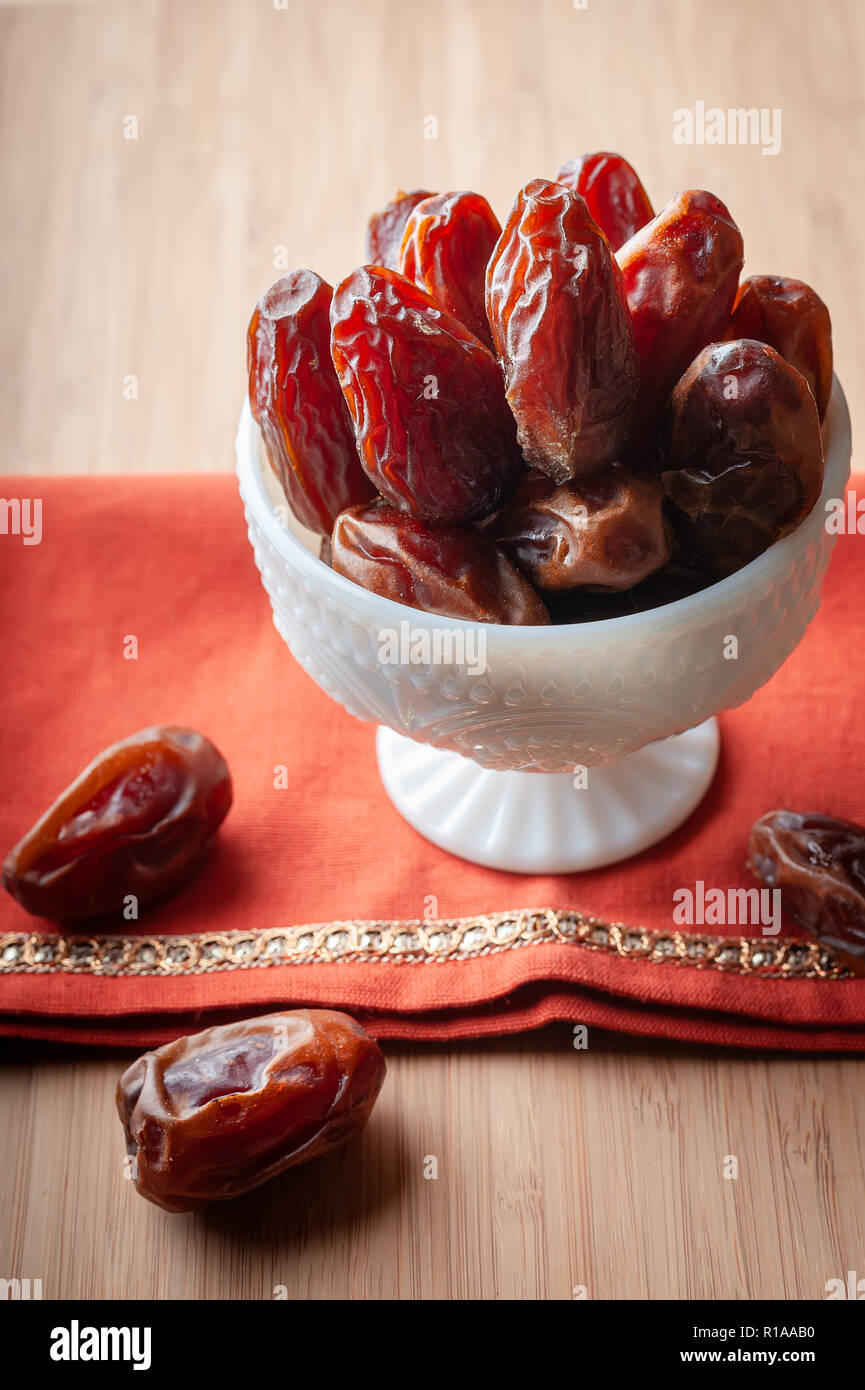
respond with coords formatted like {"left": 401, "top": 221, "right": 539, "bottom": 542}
{"left": 248, "top": 153, "right": 832, "bottom": 626}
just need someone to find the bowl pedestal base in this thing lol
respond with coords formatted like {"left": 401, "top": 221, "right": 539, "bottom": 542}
{"left": 376, "top": 718, "right": 720, "bottom": 874}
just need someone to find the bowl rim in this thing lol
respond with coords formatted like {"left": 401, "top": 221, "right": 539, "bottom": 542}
{"left": 236, "top": 376, "right": 852, "bottom": 646}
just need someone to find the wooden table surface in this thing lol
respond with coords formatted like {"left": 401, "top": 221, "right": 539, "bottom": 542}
{"left": 1, "top": 0, "right": 863, "bottom": 1301}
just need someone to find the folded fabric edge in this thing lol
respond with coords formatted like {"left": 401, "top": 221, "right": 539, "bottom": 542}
{"left": 2, "top": 981, "right": 865, "bottom": 1053}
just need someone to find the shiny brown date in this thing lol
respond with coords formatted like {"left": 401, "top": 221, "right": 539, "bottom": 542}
{"left": 616, "top": 190, "right": 744, "bottom": 448}
{"left": 556, "top": 151, "right": 654, "bottom": 252}
{"left": 330, "top": 265, "right": 523, "bottom": 524}
{"left": 398, "top": 190, "right": 501, "bottom": 349}
{"left": 661, "top": 339, "right": 824, "bottom": 578}
{"left": 2, "top": 727, "right": 232, "bottom": 920}
{"left": 248, "top": 270, "right": 376, "bottom": 535}
{"left": 486, "top": 179, "right": 639, "bottom": 483}
{"left": 724, "top": 275, "right": 833, "bottom": 421}
{"left": 333, "top": 502, "right": 550, "bottom": 624}
{"left": 748, "top": 811, "right": 865, "bottom": 977}
{"left": 117, "top": 1010, "right": 386, "bottom": 1212}
{"left": 366, "top": 189, "right": 434, "bottom": 270}
{"left": 480, "top": 464, "right": 670, "bottom": 593}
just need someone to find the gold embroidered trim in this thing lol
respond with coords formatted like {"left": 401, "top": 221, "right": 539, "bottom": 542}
{"left": 0, "top": 909, "right": 848, "bottom": 979}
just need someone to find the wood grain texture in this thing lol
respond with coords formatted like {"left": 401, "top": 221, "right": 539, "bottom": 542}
{"left": 1, "top": 0, "right": 863, "bottom": 1300}
{"left": 2, "top": 1034, "right": 864, "bottom": 1300}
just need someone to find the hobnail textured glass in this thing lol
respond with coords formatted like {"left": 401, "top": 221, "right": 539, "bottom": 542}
{"left": 236, "top": 383, "right": 850, "bottom": 871}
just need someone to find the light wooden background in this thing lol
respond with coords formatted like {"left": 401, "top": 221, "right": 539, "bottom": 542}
{"left": 1, "top": 0, "right": 863, "bottom": 1300}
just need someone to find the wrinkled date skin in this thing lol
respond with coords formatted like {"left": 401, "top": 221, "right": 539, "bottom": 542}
{"left": 481, "top": 464, "right": 670, "bottom": 593}
{"left": 556, "top": 151, "right": 654, "bottom": 252}
{"left": 486, "top": 179, "right": 639, "bottom": 483}
{"left": 333, "top": 502, "right": 550, "bottom": 624}
{"left": 117, "top": 1010, "right": 386, "bottom": 1212}
{"left": 661, "top": 339, "right": 824, "bottom": 578}
{"left": 248, "top": 270, "right": 376, "bottom": 536}
{"left": 330, "top": 266, "right": 524, "bottom": 524}
{"left": 725, "top": 275, "right": 833, "bottom": 421}
{"left": 616, "top": 190, "right": 744, "bottom": 447}
{"left": 366, "top": 189, "right": 434, "bottom": 270}
{"left": 2, "top": 727, "right": 232, "bottom": 920}
{"left": 398, "top": 191, "right": 501, "bottom": 349}
{"left": 748, "top": 812, "right": 865, "bottom": 977}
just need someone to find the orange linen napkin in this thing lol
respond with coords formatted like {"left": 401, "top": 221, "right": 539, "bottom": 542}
{"left": 1, "top": 473, "right": 864, "bottom": 1050}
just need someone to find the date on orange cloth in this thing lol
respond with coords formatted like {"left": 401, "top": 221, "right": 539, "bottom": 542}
{"left": 1, "top": 472, "right": 864, "bottom": 1050}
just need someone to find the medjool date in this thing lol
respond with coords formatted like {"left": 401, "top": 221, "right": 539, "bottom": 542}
{"left": 330, "top": 265, "right": 523, "bottom": 524}
{"left": 724, "top": 275, "right": 833, "bottom": 420}
{"left": 366, "top": 189, "right": 434, "bottom": 270}
{"left": 2, "top": 727, "right": 232, "bottom": 920}
{"left": 616, "top": 190, "right": 744, "bottom": 446}
{"left": 398, "top": 190, "right": 501, "bottom": 348}
{"left": 481, "top": 464, "right": 670, "bottom": 592}
{"left": 486, "top": 179, "right": 639, "bottom": 483}
{"left": 248, "top": 270, "right": 376, "bottom": 535}
{"left": 661, "top": 339, "right": 824, "bottom": 577}
{"left": 117, "top": 1010, "right": 386, "bottom": 1212}
{"left": 333, "top": 502, "right": 550, "bottom": 624}
{"left": 556, "top": 151, "right": 653, "bottom": 251}
{"left": 748, "top": 811, "right": 865, "bottom": 976}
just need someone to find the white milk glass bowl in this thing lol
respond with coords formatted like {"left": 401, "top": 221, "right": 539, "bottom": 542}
{"left": 236, "top": 381, "right": 851, "bottom": 872}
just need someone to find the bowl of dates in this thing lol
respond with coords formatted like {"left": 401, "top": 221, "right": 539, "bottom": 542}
{"left": 237, "top": 159, "right": 850, "bottom": 872}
